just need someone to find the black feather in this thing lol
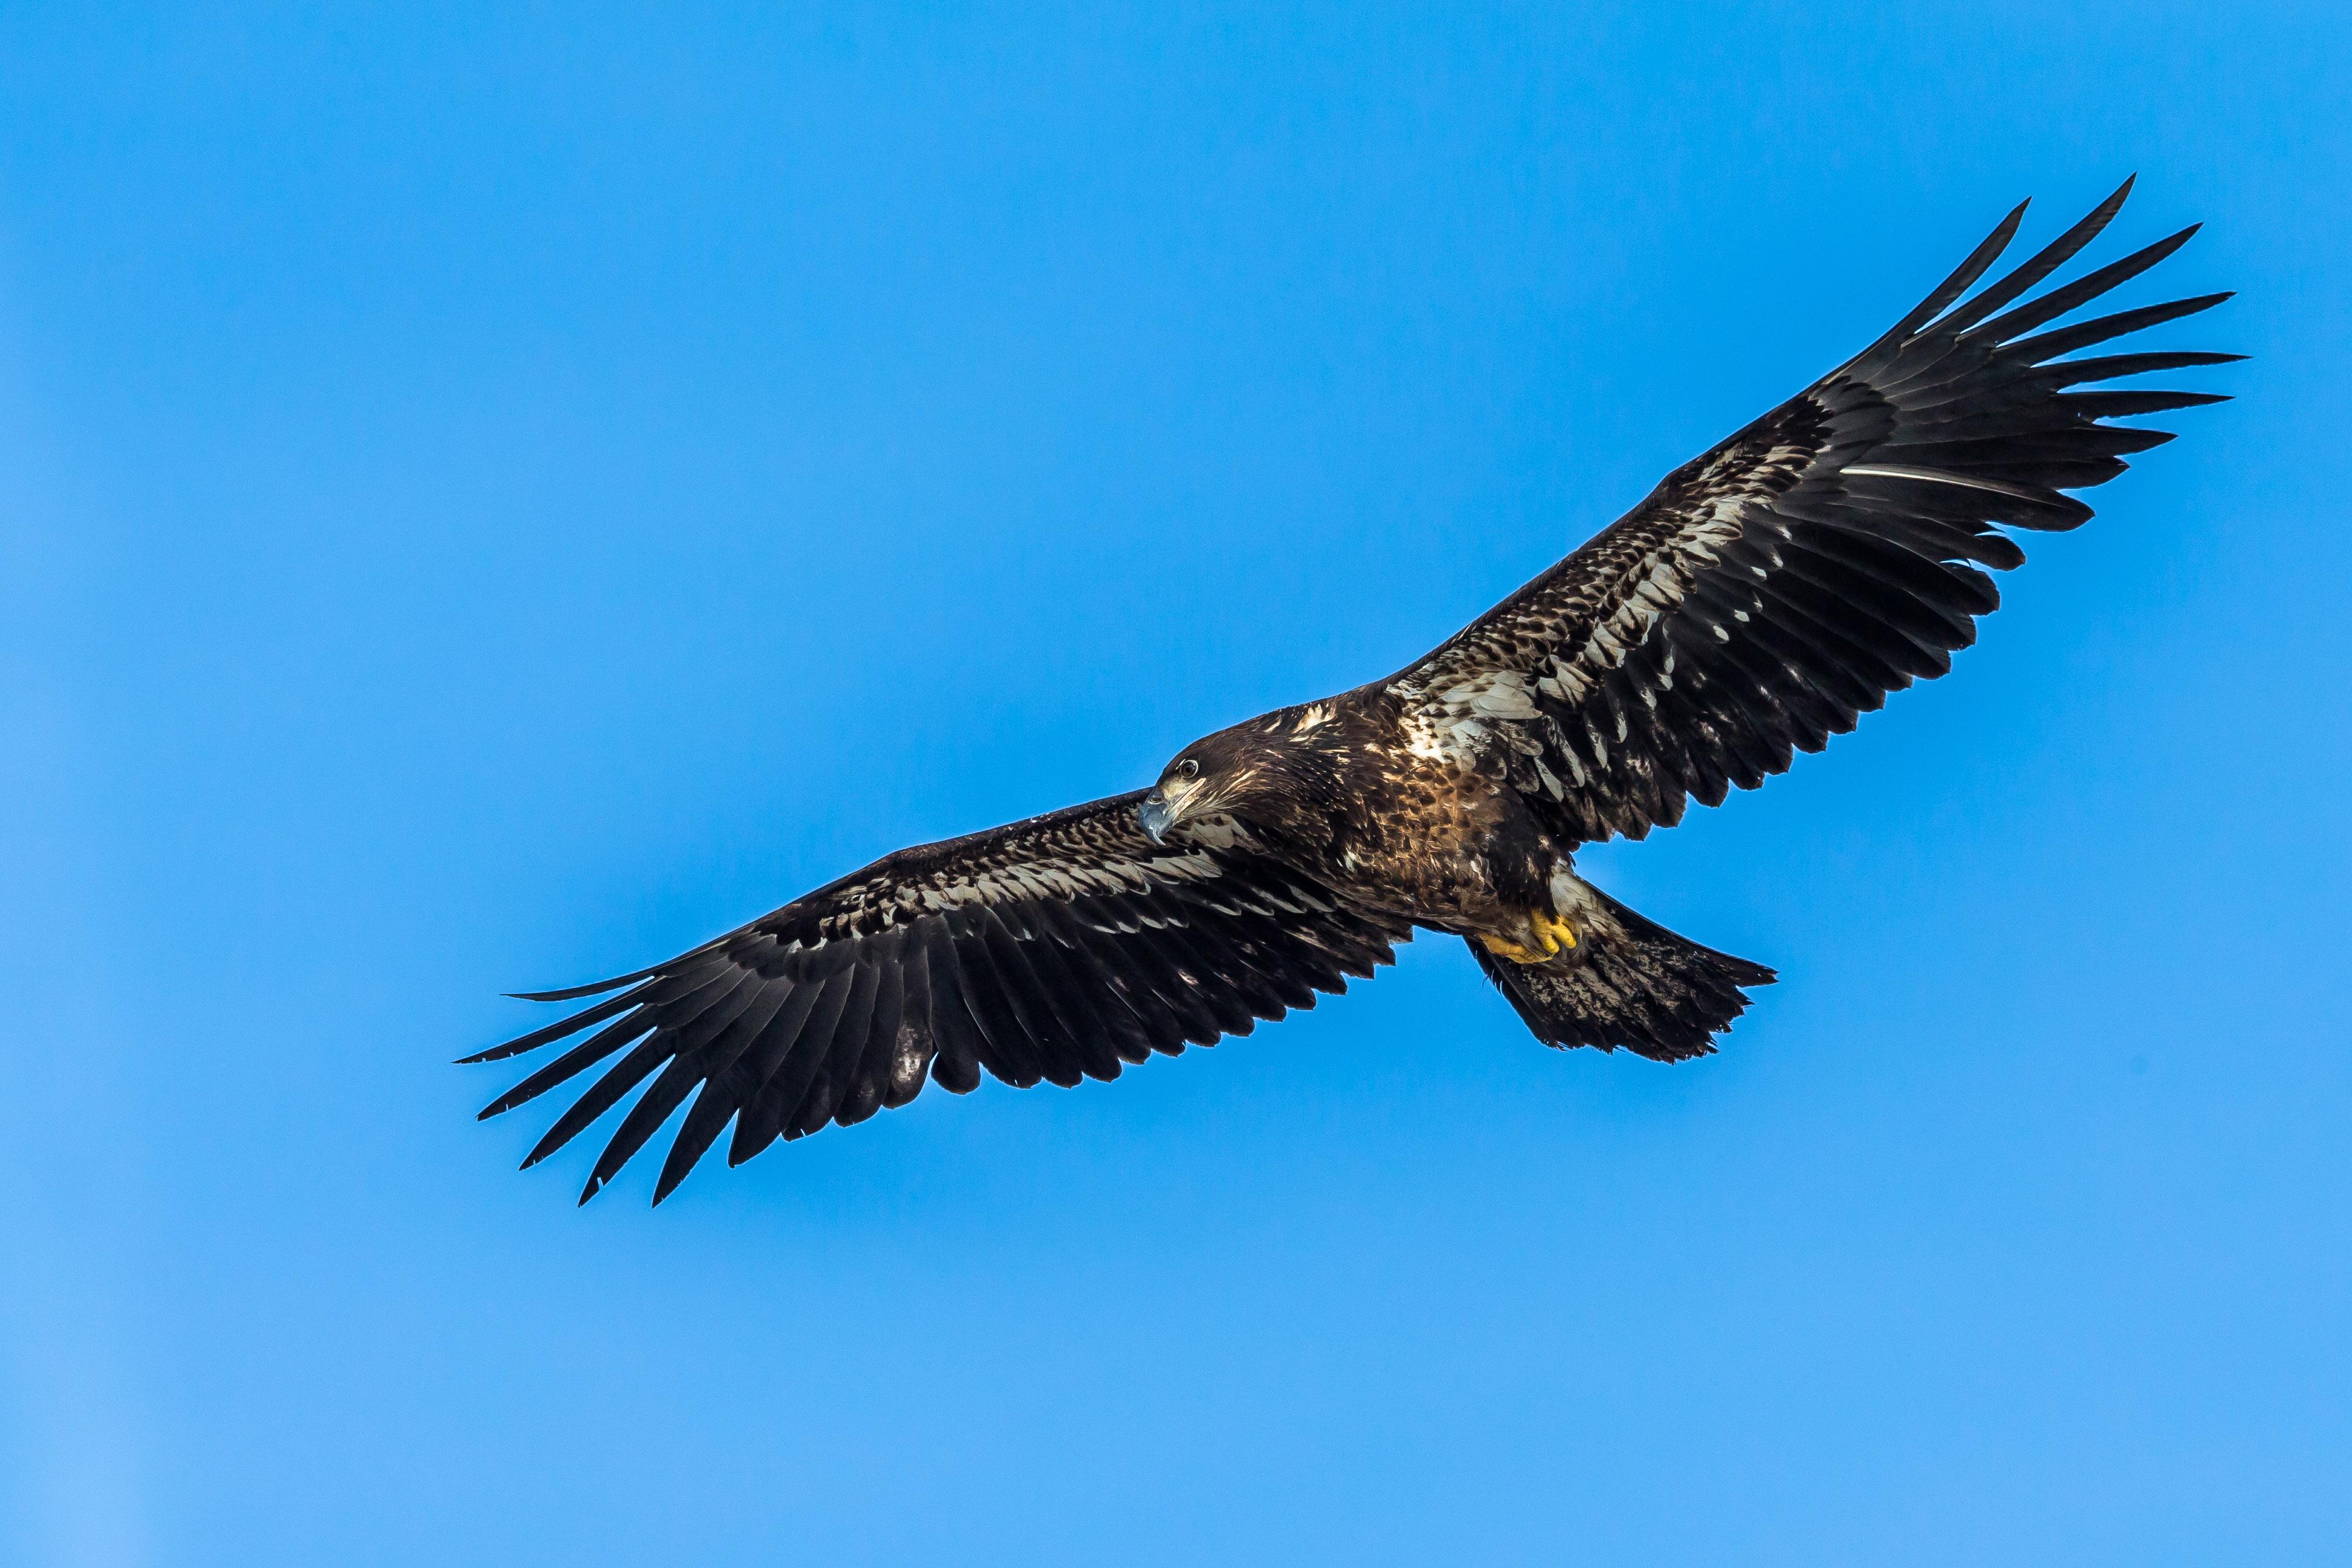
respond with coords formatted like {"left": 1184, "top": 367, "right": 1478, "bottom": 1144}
{"left": 1936, "top": 176, "right": 2135, "bottom": 336}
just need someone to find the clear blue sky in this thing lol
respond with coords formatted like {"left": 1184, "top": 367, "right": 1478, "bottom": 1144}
{"left": 4, "top": 4, "right": 2347, "bottom": 1563}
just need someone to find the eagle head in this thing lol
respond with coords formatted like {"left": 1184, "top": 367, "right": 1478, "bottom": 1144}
{"left": 1138, "top": 706, "right": 1338, "bottom": 845}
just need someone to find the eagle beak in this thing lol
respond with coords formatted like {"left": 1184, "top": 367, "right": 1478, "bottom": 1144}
{"left": 1137, "top": 792, "right": 1176, "bottom": 845}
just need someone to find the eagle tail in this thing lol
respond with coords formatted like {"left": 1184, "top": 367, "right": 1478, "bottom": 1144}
{"left": 1469, "top": 888, "right": 1774, "bottom": 1063}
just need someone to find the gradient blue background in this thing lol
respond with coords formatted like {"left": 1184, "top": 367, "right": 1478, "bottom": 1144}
{"left": 5, "top": 4, "right": 2347, "bottom": 1563}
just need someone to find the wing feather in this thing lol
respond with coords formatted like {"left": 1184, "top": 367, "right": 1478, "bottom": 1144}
{"left": 472, "top": 791, "right": 1408, "bottom": 1201}
{"left": 1390, "top": 180, "right": 2234, "bottom": 844}
{"left": 649, "top": 980, "right": 798, "bottom": 1203}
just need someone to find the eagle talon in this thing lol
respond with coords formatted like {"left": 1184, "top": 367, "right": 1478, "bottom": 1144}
{"left": 1479, "top": 912, "right": 1578, "bottom": 966}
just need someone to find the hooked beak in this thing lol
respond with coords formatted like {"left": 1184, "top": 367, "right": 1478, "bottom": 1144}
{"left": 1137, "top": 792, "right": 1177, "bottom": 845}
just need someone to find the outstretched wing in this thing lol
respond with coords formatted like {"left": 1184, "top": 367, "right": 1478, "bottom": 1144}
{"left": 464, "top": 793, "right": 1408, "bottom": 1204}
{"left": 1389, "top": 178, "right": 2235, "bottom": 845}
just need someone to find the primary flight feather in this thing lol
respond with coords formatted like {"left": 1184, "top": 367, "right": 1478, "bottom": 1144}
{"left": 467, "top": 179, "right": 2233, "bottom": 1204}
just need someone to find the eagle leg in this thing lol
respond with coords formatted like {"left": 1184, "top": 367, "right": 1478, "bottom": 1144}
{"left": 1477, "top": 911, "right": 1579, "bottom": 966}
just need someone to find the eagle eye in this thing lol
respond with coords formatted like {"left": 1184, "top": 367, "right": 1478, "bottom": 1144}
{"left": 1175, "top": 758, "right": 1200, "bottom": 781}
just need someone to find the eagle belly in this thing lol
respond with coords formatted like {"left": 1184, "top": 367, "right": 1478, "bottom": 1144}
{"left": 1310, "top": 739, "right": 1578, "bottom": 951}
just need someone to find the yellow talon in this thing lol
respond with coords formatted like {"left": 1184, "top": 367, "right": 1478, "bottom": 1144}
{"left": 1479, "top": 912, "right": 1578, "bottom": 965}
{"left": 1534, "top": 912, "right": 1578, "bottom": 952}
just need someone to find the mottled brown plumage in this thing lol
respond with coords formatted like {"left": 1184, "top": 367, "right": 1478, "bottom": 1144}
{"left": 467, "top": 180, "right": 2232, "bottom": 1203}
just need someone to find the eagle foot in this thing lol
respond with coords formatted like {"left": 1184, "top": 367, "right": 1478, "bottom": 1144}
{"left": 1478, "top": 911, "right": 1579, "bottom": 966}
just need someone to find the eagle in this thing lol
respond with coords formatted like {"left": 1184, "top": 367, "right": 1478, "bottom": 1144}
{"left": 467, "top": 179, "right": 2232, "bottom": 1204}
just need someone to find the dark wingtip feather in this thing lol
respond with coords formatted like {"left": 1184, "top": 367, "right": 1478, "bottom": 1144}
{"left": 1939, "top": 177, "right": 2137, "bottom": 337}
{"left": 456, "top": 1034, "right": 546, "bottom": 1066}
{"left": 463, "top": 958, "right": 715, "bottom": 1066}
{"left": 1969, "top": 222, "right": 2210, "bottom": 349}
{"left": 522, "top": 1101, "right": 604, "bottom": 1169}
{"left": 506, "top": 940, "right": 734, "bottom": 1003}
{"left": 2049, "top": 350, "right": 2247, "bottom": 390}
{"left": 1880, "top": 196, "right": 2031, "bottom": 342}
{"left": 2066, "top": 389, "right": 2234, "bottom": 418}
{"left": 478, "top": 1084, "right": 546, "bottom": 1121}
{"left": 456, "top": 992, "right": 634, "bottom": 1064}
{"left": 2019, "top": 291, "right": 2236, "bottom": 362}
{"left": 650, "top": 1121, "right": 713, "bottom": 1202}
{"left": 507, "top": 978, "right": 633, "bottom": 1004}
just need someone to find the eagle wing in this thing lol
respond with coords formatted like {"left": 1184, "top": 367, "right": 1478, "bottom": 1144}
{"left": 464, "top": 793, "right": 1408, "bottom": 1203}
{"left": 1388, "top": 179, "right": 2235, "bottom": 846}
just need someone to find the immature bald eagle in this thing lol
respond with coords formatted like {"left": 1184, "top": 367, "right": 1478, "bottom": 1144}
{"left": 469, "top": 179, "right": 2231, "bottom": 1204}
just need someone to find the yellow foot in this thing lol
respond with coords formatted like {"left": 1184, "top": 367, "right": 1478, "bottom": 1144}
{"left": 1477, "top": 911, "right": 1578, "bottom": 966}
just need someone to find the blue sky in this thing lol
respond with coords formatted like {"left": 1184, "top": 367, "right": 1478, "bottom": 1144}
{"left": 4, "top": 4, "right": 2347, "bottom": 1563}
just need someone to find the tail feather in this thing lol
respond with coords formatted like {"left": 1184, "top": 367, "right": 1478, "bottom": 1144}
{"left": 1471, "top": 888, "right": 1774, "bottom": 1063}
